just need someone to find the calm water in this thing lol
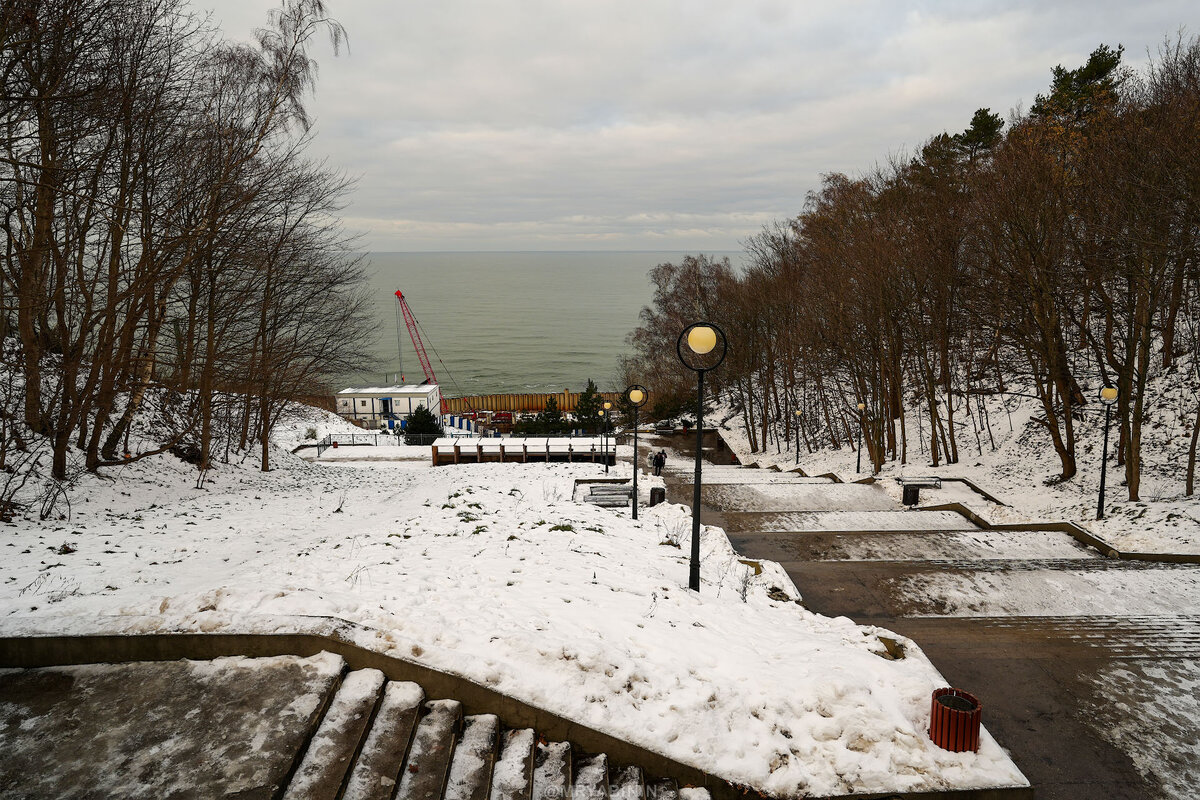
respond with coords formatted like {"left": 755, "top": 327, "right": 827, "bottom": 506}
{"left": 346, "top": 252, "right": 738, "bottom": 396}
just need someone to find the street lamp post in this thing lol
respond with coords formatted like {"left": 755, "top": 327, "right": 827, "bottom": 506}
{"left": 1097, "top": 386, "right": 1119, "bottom": 520}
{"left": 794, "top": 409, "right": 802, "bottom": 466}
{"left": 625, "top": 386, "right": 647, "bottom": 519}
{"left": 603, "top": 401, "right": 613, "bottom": 473}
{"left": 676, "top": 322, "right": 728, "bottom": 592}
{"left": 856, "top": 402, "right": 866, "bottom": 474}
{"left": 598, "top": 409, "right": 607, "bottom": 472}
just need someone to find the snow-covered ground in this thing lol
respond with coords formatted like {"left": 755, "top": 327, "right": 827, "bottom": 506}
{"left": 719, "top": 387, "right": 1200, "bottom": 555}
{"left": 0, "top": 416, "right": 1027, "bottom": 798}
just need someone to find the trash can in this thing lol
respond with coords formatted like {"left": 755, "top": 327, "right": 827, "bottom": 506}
{"left": 929, "top": 688, "right": 981, "bottom": 752}
{"left": 649, "top": 487, "right": 666, "bottom": 507}
{"left": 902, "top": 484, "right": 920, "bottom": 506}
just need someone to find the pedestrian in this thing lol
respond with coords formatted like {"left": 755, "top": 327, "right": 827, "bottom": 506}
{"left": 653, "top": 450, "right": 666, "bottom": 476}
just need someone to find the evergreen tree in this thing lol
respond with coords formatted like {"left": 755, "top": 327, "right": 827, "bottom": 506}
{"left": 953, "top": 108, "right": 1004, "bottom": 161}
{"left": 574, "top": 380, "right": 603, "bottom": 432}
{"left": 403, "top": 404, "right": 444, "bottom": 444}
{"left": 1030, "top": 44, "right": 1125, "bottom": 122}
{"left": 537, "top": 396, "right": 565, "bottom": 433}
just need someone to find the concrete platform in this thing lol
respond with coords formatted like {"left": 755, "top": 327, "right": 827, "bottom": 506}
{"left": 0, "top": 652, "right": 343, "bottom": 799}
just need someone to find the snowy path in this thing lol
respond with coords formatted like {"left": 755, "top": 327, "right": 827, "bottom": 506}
{"left": 652, "top": 431, "right": 1200, "bottom": 800}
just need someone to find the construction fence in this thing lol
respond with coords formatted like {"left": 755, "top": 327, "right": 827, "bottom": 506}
{"left": 441, "top": 391, "right": 629, "bottom": 415}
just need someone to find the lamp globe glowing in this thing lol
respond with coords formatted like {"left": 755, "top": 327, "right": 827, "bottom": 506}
{"left": 628, "top": 387, "right": 645, "bottom": 405}
{"left": 857, "top": 402, "right": 865, "bottom": 410}
{"left": 687, "top": 325, "right": 717, "bottom": 355}
{"left": 1100, "top": 387, "right": 1118, "bottom": 406}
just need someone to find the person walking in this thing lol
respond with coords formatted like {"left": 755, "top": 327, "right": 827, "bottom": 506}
{"left": 653, "top": 450, "right": 666, "bottom": 476}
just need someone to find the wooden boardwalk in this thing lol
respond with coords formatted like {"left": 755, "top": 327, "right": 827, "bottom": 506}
{"left": 431, "top": 436, "right": 615, "bottom": 466}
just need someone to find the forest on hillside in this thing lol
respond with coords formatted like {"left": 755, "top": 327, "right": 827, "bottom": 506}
{"left": 623, "top": 40, "right": 1200, "bottom": 501}
{"left": 0, "top": 0, "right": 371, "bottom": 486}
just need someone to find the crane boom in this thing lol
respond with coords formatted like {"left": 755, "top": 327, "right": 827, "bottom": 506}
{"left": 395, "top": 290, "right": 441, "bottom": 413}
{"left": 395, "top": 290, "right": 437, "bottom": 384}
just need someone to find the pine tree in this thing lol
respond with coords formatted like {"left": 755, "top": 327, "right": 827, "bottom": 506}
{"left": 537, "top": 396, "right": 565, "bottom": 433}
{"left": 574, "top": 379, "right": 602, "bottom": 432}
{"left": 403, "top": 404, "right": 444, "bottom": 444}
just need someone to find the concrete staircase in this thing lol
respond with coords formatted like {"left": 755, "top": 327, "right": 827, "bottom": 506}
{"left": 285, "top": 668, "right": 701, "bottom": 800}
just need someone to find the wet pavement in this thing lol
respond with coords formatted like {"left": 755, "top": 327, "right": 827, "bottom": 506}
{"left": 651, "top": 431, "right": 1200, "bottom": 800}
{"left": 0, "top": 652, "right": 343, "bottom": 799}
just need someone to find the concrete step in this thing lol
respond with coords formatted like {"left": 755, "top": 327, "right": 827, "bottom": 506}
{"left": 722, "top": 509, "right": 972, "bottom": 533}
{"left": 573, "top": 753, "right": 610, "bottom": 800}
{"left": 0, "top": 655, "right": 718, "bottom": 800}
{"left": 445, "top": 714, "right": 500, "bottom": 800}
{"left": 701, "top": 483, "right": 898, "bottom": 512}
{"left": 343, "top": 681, "right": 426, "bottom": 800}
{"left": 489, "top": 728, "right": 536, "bottom": 800}
{"left": 611, "top": 765, "right": 645, "bottom": 800}
{"left": 647, "top": 778, "right": 679, "bottom": 800}
{"left": 397, "top": 699, "right": 465, "bottom": 800}
{"left": 531, "top": 741, "right": 572, "bottom": 800}
{"left": 284, "top": 668, "right": 386, "bottom": 800}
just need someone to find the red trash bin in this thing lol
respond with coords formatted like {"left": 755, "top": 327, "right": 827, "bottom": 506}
{"left": 929, "top": 687, "right": 981, "bottom": 752}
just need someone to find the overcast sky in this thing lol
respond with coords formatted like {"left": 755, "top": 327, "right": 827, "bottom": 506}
{"left": 199, "top": 1, "right": 1194, "bottom": 252}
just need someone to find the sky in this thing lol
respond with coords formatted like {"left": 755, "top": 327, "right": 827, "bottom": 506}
{"left": 198, "top": 1, "right": 1196, "bottom": 252}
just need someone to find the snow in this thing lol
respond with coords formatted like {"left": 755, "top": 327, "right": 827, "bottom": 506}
{"left": 339, "top": 385, "right": 435, "bottom": 394}
{"left": 490, "top": 729, "right": 536, "bottom": 800}
{"left": 446, "top": 715, "right": 500, "bottom": 800}
{"left": 0, "top": 446, "right": 1026, "bottom": 797}
{"left": 730, "top": 510, "right": 971, "bottom": 533}
{"left": 893, "top": 566, "right": 1200, "bottom": 617}
{"left": 310, "top": 444, "right": 431, "bottom": 461}
{"left": 700, "top": 483, "right": 898, "bottom": 512}
{"left": 807, "top": 529, "right": 1101, "bottom": 562}
{"left": 285, "top": 668, "right": 386, "bottom": 799}
{"left": 272, "top": 404, "right": 374, "bottom": 452}
{"left": 1083, "top": 660, "right": 1200, "bottom": 799}
{"left": 717, "top": 380, "right": 1200, "bottom": 555}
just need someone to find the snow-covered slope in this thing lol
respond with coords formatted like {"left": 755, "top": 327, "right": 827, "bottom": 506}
{"left": 721, "top": 366, "right": 1200, "bottom": 554}
{"left": 0, "top": 442, "right": 1026, "bottom": 798}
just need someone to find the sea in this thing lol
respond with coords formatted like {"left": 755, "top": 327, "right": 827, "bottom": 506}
{"left": 345, "top": 251, "right": 740, "bottom": 396}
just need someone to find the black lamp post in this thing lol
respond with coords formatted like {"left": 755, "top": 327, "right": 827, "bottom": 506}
{"left": 598, "top": 409, "right": 607, "bottom": 472}
{"left": 794, "top": 409, "right": 802, "bottom": 466}
{"left": 856, "top": 401, "right": 866, "bottom": 474}
{"left": 676, "top": 322, "right": 728, "bottom": 592}
{"left": 602, "top": 401, "right": 613, "bottom": 473}
{"left": 1097, "top": 386, "right": 1119, "bottom": 520}
{"left": 625, "top": 385, "right": 647, "bottom": 519}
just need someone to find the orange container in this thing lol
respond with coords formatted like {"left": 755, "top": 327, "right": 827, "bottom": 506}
{"left": 929, "top": 687, "right": 981, "bottom": 752}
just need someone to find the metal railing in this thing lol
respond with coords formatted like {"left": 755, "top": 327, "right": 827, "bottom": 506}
{"left": 316, "top": 432, "right": 402, "bottom": 456}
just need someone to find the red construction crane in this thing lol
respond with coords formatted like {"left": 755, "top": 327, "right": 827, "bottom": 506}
{"left": 395, "top": 290, "right": 437, "bottom": 386}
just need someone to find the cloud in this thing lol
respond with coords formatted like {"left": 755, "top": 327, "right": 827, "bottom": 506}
{"left": 200, "top": 0, "right": 1196, "bottom": 250}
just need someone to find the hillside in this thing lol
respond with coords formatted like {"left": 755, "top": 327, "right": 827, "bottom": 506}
{"left": 719, "top": 363, "right": 1200, "bottom": 555}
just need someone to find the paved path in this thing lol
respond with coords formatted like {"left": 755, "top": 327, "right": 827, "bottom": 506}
{"left": 652, "top": 432, "right": 1200, "bottom": 800}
